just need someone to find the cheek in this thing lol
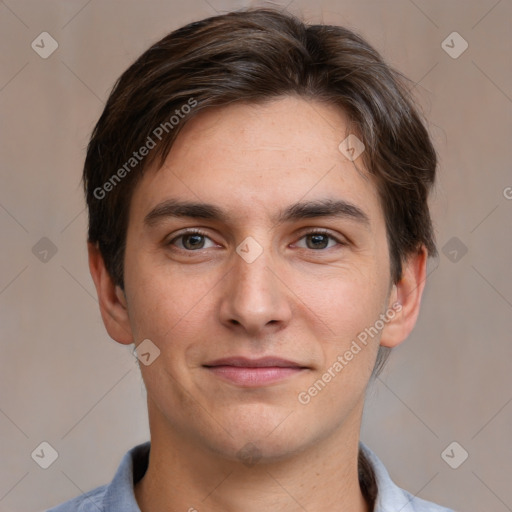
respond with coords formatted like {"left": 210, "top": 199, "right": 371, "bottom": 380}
{"left": 298, "top": 262, "right": 388, "bottom": 341}
{"left": 124, "top": 254, "right": 217, "bottom": 349}
{"left": 298, "top": 273, "right": 386, "bottom": 402}
{"left": 303, "top": 272, "right": 389, "bottom": 395}
{"left": 124, "top": 253, "right": 178, "bottom": 340}
{"left": 128, "top": 284, "right": 192, "bottom": 343}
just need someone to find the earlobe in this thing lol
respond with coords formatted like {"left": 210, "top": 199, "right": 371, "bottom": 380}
{"left": 87, "top": 242, "right": 134, "bottom": 345}
{"left": 379, "top": 246, "right": 428, "bottom": 348}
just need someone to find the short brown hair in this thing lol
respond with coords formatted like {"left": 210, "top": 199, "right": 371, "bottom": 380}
{"left": 84, "top": 8, "right": 437, "bottom": 372}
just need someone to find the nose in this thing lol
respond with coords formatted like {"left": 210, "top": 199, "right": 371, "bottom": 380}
{"left": 218, "top": 242, "right": 292, "bottom": 337}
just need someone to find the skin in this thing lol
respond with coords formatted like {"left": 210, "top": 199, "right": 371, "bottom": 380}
{"left": 89, "top": 96, "right": 427, "bottom": 512}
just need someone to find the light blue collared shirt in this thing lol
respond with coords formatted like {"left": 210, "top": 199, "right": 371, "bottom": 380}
{"left": 46, "top": 442, "right": 455, "bottom": 511}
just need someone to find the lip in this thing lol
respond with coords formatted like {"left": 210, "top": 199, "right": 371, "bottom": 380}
{"left": 203, "top": 357, "right": 308, "bottom": 387}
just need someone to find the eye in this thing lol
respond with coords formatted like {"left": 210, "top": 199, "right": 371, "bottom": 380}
{"left": 294, "top": 230, "right": 345, "bottom": 250}
{"left": 168, "top": 230, "right": 217, "bottom": 251}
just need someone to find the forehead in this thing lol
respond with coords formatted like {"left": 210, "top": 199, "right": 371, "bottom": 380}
{"left": 129, "top": 96, "right": 382, "bottom": 228}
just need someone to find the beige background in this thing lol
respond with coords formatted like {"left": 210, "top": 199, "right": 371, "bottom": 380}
{"left": 1, "top": 0, "right": 511, "bottom": 511}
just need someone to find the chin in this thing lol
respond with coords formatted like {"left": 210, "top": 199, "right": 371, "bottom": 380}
{"left": 198, "top": 412, "right": 322, "bottom": 466}
{"left": 206, "top": 434, "right": 306, "bottom": 466}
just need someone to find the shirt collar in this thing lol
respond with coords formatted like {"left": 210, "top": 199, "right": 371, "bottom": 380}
{"left": 101, "top": 442, "right": 149, "bottom": 512}
{"left": 360, "top": 443, "right": 422, "bottom": 512}
{"left": 101, "top": 441, "right": 443, "bottom": 512}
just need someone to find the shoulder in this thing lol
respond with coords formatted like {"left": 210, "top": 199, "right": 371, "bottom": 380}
{"left": 44, "top": 442, "right": 150, "bottom": 512}
{"left": 398, "top": 487, "right": 455, "bottom": 511}
{"left": 44, "top": 484, "right": 108, "bottom": 512}
{"left": 360, "top": 443, "right": 455, "bottom": 512}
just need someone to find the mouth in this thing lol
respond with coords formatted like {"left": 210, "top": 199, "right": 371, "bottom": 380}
{"left": 203, "top": 357, "right": 309, "bottom": 387}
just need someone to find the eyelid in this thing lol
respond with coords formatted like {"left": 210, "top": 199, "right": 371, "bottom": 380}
{"left": 294, "top": 227, "right": 348, "bottom": 246}
{"left": 166, "top": 228, "right": 218, "bottom": 249}
{"left": 166, "top": 227, "right": 348, "bottom": 251}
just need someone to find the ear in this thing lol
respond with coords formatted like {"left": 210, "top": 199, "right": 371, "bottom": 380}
{"left": 379, "top": 246, "right": 427, "bottom": 348}
{"left": 87, "top": 242, "right": 134, "bottom": 345}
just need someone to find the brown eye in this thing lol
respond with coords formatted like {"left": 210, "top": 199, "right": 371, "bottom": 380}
{"left": 168, "top": 230, "right": 216, "bottom": 251}
{"left": 181, "top": 234, "right": 206, "bottom": 250}
{"left": 295, "top": 230, "right": 344, "bottom": 250}
{"left": 305, "top": 233, "right": 330, "bottom": 249}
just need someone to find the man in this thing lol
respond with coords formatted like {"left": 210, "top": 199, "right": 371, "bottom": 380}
{"left": 48, "top": 8, "right": 454, "bottom": 512}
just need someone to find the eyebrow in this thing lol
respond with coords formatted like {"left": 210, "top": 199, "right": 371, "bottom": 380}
{"left": 144, "top": 199, "right": 228, "bottom": 226}
{"left": 144, "top": 198, "right": 371, "bottom": 228}
{"left": 276, "top": 198, "right": 370, "bottom": 227}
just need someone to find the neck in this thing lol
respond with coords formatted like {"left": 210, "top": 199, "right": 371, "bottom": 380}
{"left": 135, "top": 401, "right": 370, "bottom": 512}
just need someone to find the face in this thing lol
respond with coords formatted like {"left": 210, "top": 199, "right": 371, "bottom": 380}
{"left": 121, "top": 96, "right": 397, "bottom": 462}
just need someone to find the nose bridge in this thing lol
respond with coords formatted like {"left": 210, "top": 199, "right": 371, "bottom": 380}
{"left": 233, "top": 237, "right": 275, "bottom": 307}
{"left": 220, "top": 235, "right": 290, "bottom": 333}
{"left": 235, "top": 242, "right": 271, "bottom": 294}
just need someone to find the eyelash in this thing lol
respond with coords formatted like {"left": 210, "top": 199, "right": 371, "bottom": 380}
{"left": 167, "top": 228, "right": 346, "bottom": 251}
{"left": 167, "top": 229, "right": 213, "bottom": 250}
